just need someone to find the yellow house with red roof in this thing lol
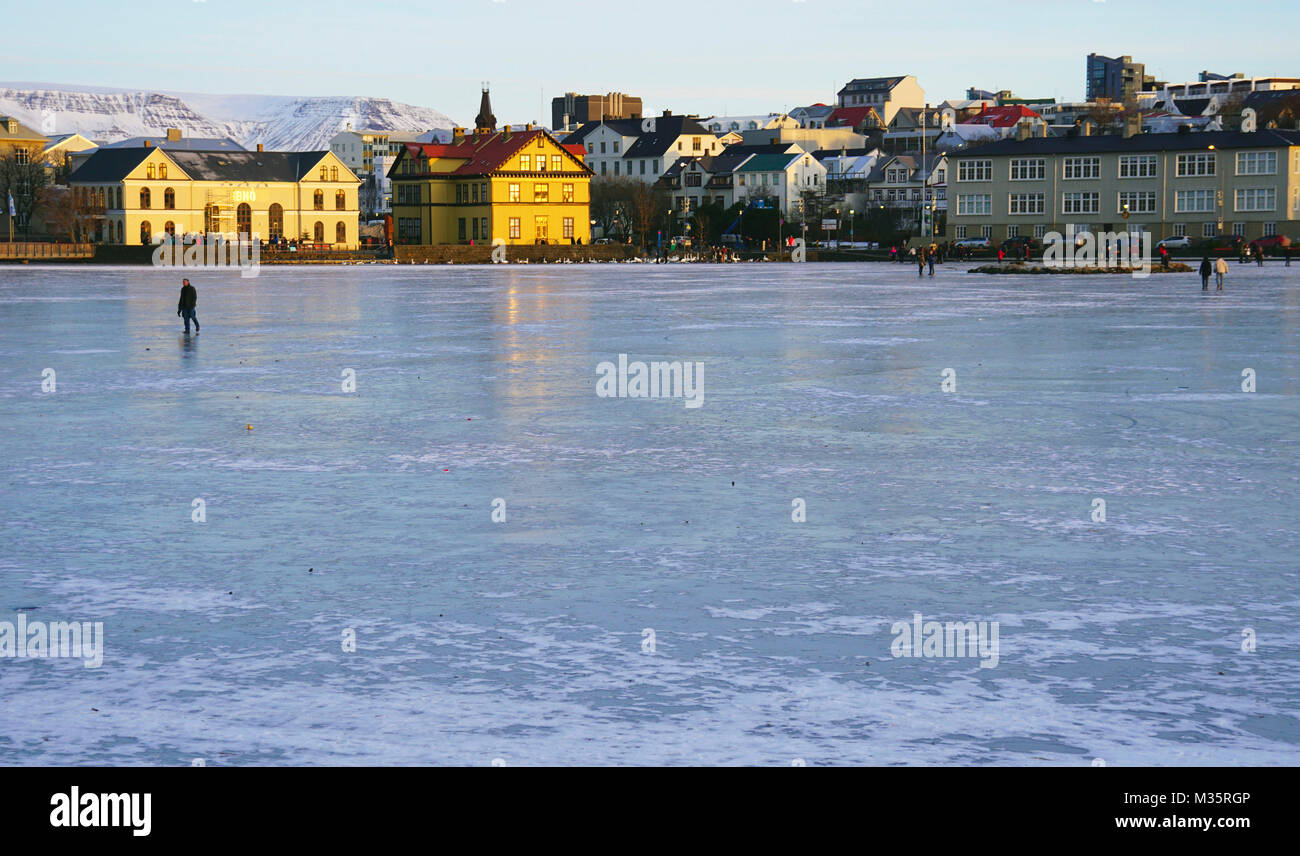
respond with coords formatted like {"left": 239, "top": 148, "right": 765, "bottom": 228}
{"left": 389, "top": 110, "right": 592, "bottom": 246}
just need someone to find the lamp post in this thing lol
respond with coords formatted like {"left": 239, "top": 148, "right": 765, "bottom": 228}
{"left": 835, "top": 207, "right": 841, "bottom": 248}
{"left": 849, "top": 209, "right": 855, "bottom": 247}
{"left": 1208, "top": 144, "right": 1223, "bottom": 235}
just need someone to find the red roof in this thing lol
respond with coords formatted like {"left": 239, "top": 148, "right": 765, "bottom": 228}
{"left": 827, "top": 106, "right": 879, "bottom": 129}
{"left": 400, "top": 129, "right": 589, "bottom": 176}
{"left": 563, "top": 143, "right": 586, "bottom": 159}
{"left": 961, "top": 105, "right": 1043, "bottom": 128}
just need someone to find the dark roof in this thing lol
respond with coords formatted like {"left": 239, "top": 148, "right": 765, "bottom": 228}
{"left": 65, "top": 147, "right": 153, "bottom": 182}
{"left": 1171, "top": 97, "right": 1212, "bottom": 116}
{"left": 67, "top": 147, "right": 346, "bottom": 183}
{"left": 561, "top": 115, "right": 714, "bottom": 155}
{"left": 811, "top": 147, "right": 876, "bottom": 160}
{"left": 709, "top": 143, "right": 795, "bottom": 174}
{"left": 947, "top": 128, "right": 1300, "bottom": 158}
{"left": 838, "top": 76, "right": 906, "bottom": 94}
{"left": 864, "top": 153, "right": 944, "bottom": 183}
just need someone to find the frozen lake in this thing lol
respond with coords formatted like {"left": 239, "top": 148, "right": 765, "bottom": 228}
{"left": 1, "top": 261, "right": 1297, "bottom": 766}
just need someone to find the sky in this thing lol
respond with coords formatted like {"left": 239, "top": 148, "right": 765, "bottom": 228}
{"left": 5, "top": 0, "right": 1299, "bottom": 126}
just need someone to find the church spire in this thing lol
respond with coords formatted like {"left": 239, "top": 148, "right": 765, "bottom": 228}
{"left": 475, "top": 83, "right": 496, "bottom": 134}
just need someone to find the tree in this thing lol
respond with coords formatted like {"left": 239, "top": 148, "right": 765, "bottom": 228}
{"left": 589, "top": 176, "right": 639, "bottom": 238}
{"left": 0, "top": 148, "right": 50, "bottom": 239}
{"left": 630, "top": 180, "right": 667, "bottom": 248}
{"left": 36, "top": 185, "right": 90, "bottom": 242}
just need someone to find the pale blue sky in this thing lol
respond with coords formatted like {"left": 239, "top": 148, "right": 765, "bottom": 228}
{"left": 6, "top": 0, "right": 1298, "bottom": 125}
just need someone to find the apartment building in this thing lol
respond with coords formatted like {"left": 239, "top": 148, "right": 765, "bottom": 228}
{"left": 946, "top": 129, "right": 1300, "bottom": 244}
{"left": 836, "top": 76, "right": 925, "bottom": 125}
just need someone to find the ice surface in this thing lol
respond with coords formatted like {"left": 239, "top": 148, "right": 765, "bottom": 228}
{"left": 1, "top": 261, "right": 1297, "bottom": 766}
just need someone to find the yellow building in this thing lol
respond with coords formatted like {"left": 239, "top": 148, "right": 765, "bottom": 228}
{"left": 389, "top": 123, "right": 592, "bottom": 246}
{"left": 1, "top": 115, "right": 49, "bottom": 235}
{"left": 67, "top": 145, "right": 361, "bottom": 246}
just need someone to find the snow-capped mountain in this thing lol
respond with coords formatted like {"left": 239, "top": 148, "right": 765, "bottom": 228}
{"left": 0, "top": 82, "right": 459, "bottom": 151}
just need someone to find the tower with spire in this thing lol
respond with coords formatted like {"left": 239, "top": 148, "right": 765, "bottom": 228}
{"left": 475, "top": 83, "right": 497, "bottom": 134}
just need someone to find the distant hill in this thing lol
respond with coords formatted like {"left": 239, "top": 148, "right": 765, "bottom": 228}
{"left": 0, "top": 82, "right": 459, "bottom": 151}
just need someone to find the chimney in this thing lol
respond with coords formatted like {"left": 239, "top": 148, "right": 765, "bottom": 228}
{"left": 525, "top": 123, "right": 532, "bottom": 132}
{"left": 1037, "top": 123, "right": 1047, "bottom": 138}
{"left": 1016, "top": 121, "right": 1031, "bottom": 141}
{"left": 1080, "top": 120, "right": 1093, "bottom": 137}
{"left": 452, "top": 127, "right": 465, "bottom": 143}
{"left": 502, "top": 125, "right": 511, "bottom": 142}
{"left": 663, "top": 110, "right": 672, "bottom": 117}
{"left": 143, "top": 140, "right": 151, "bottom": 147}
{"left": 256, "top": 143, "right": 264, "bottom": 152}
{"left": 1123, "top": 115, "right": 1142, "bottom": 139}
{"left": 166, "top": 128, "right": 182, "bottom": 142}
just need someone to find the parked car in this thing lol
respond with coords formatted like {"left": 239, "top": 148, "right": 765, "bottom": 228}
{"left": 1250, "top": 234, "right": 1292, "bottom": 255}
{"left": 1201, "top": 234, "right": 1246, "bottom": 255}
{"left": 1000, "top": 235, "right": 1039, "bottom": 253}
{"left": 1156, "top": 236, "right": 1192, "bottom": 250}
{"left": 954, "top": 236, "right": 992, "bottom": 249}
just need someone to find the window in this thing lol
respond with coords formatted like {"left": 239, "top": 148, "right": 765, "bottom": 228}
{"left": 552, "top": 155, "right": 562, "bottom": 171}
{"left": 686, "top": 172, "right": 702, "bottom": 187}
{"left": 956, "top": 194, "right": 991, "bottom": 215}
{"left": 237, "top": 202, "right": 251, "bottom": 235}
{"left": 612, "top": 141, "right": 620, "bottom": 153}
{"left": 336, "top": 189, "right": 346, "bottom": 210}
{"left": 336, "top": 222, "right": 346, "bottom": 244}
{"left": 269, "top": 203, "right": 283, "bottom": 240}
{"left": 1033, "top": 224, "right": 1047, "bottom": 239}
{"left": 472, "top": 218, "right": 479, "bottom": 240}
{"left": 1062, "top": 191, "right": 1099, "bottom": 214}
{"left": 458, "top": 218, "right": 466, "bottom": 241}
{"left": 1118, "top": 155, "right": 1158, "bottom": 178}
{"left": 955, "top": 225, "right": 967, "bottom": 239}
{"left": 534, "top": 215, "right": 548, "bottom": 241}
{"left": 981, "top": 225, "right": 992, "bottom": 238}
{"left": 563, "top": 217, "right": 574, "bottom": 239}
{"left": 538, "top": 155, "right": 548, "bottom": 172}
{"left": 1232, "top": 222, "right": 1246, "bottom": 236}
{"left": 164, "top": 187, "right": 174, "bottom": 209}
{"left": 164, "top": 221, "right": 175, "bottom": 237}
{"left": 639, "top": 160, "right": 646, "bottom": 175}
{"left": 509, "top": 183, "right": 520, "bottom": 202}
{"left": 1172, "top": 223, "right": 1186, "bottom": 237}
{"left": 1234, "top": 188, "right": 1275, "bottom": 211}
{"left": 480, "top": 182, "right": 487, "bottom": 201}
{"left": 509, "top": 217, "right": 521, "bottom": 239}
{"left": 562, "top": 183, "right": 574, "bottom": 203}
{"left": 320, "top": 167, "right": 328, "bottom": 181}
{"left": 1009, "top": 158, "right": 1045, "bottom": 181}
{"left": 1118, "top": 191, "right": 1156, "bottom": 214}
{"left": 313, "top": 190, "right": 324, "bottom": 210}
{"left": 1007, "top": 225, "right": 1019, "bottom": 238}
{"left": 1063, "top": 157, "right": 1100, "bottom": 179}
{"left": 146, "top": 163, "right": 156, "bottom": 179}
{"left": 613, "top": 162, "right": 619, "bottom": 176}
{"left": 1008, "top": 193, "right": 1044, "bottom": 215}
{"left": 1175, "top": 189, "right": 1214, "bottom": 212}
{"left": 886, "top": 167, "right": 908, "bottom": 183}
{"left": 1203, "top": 222, "right": 1217, "bottom": 237}
{"left": 534, "top": 183, "right": 548, "bottom": 203}
{"left": 139, "top": 187, "right": 151, "bottom": 209}
{"left": 1235, "top": 151, "right": 1277, "bottom": 175}
{"left": 652, "top": 161, "right": 660, "bottom": 174}
{"left": 1263, "top": 222, "right": 1277, "bottom": 236}
{"left": 693, "top": 137, "right": 702, "bottom": 151}
{"left": 329, "top": 166, "right": 338, "bottom": 181}
{"left": 520, "top": 154, "right": 531, "bottom": 170}
{"left": 314, "top": 221, "right": 324, "bottom": 242}
{"left": 140, "top": 221, "right": 151, "bottom": 244}
{"left": 158, "top": 164, "right": 167, "bottom": 179}
{"left": 1176, "top": 153, "right": 1215, "bottom": 176}
{"left": 957, "top": 160, "right": 991, "bottom": 181}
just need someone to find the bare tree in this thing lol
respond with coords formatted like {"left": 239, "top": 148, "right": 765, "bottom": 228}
{"left": 0, "top": 150, "right": 50, "bottom": 239}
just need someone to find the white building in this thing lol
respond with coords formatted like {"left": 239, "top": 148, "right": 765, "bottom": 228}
{"left": 836, "top": 76, "right": 926, "bottom": 125}
{"left": 562, "top": 113, "right": 723, "bottom": 182}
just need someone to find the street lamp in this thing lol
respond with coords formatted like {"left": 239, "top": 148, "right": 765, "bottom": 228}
{"left": 1208, "top": 144, "right": 1223, "bottom": 234}
{"left": 849, "top": 209, "right": 855, "bottom": 246}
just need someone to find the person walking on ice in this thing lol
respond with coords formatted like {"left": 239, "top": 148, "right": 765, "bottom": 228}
{"left": 1199, "top": 256, "right": 1212, "bottom": 291}
{"left": 178, "top": 278, "right": 199, "bottom": 333}
{"left": 1215, "top": 256, "right": 1228, "bottom": 291}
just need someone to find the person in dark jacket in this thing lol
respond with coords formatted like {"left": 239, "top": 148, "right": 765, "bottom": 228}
{"left": 177, "top": 278, "right": 199, "bottom": 333}
{"left": 1199, "top": 256, "right": 1212, "bottom": 291}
